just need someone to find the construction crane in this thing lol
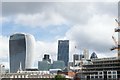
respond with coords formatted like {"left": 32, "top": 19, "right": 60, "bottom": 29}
{"left": 115, "top": 19, "right": 120, "bottom": 32}
{"left": 115, "top": 19, "right": 120, "bottom": 26}
{"left": 111, "top": 36, "right": 118, "bottom": 50}
{"left": 112, "top": 36, "right": 118, "bottom": 46}
{"left": 111, "top": 19, "right": 120, "bottom": 51}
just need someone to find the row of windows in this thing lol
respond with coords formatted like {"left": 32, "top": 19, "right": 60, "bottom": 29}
{"left": 83, "top": 64, "right": 120, "bottom": 69}
{"left": 89, "top": 71, "right": 117, "bottom": 79}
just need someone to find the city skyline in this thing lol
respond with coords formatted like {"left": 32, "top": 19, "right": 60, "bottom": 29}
{"left": 0, "top": 1, "right": 119, "bottom": 68}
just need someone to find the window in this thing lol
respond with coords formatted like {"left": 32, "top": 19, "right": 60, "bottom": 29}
{"left": 95, "top": 76, "right": 98, "bottom": 78}
{"left": 113, "top": 75, "right": 117, "bottom": 78}
{"left": 108, "top": 71, "right": 111, "bottom": 74}
{"left": 91, "top": 76, "right": 94, "bottom": 78}
{"left": 108, "top": 75, "right": 111, "bottom": 78}
{"left": 99, "top": 72, "right": 102, "bottom": 74}
{"left": 113, "top": 71, "right": 116, "bottom": 74}
{"left": 99, "top": 76, "right": 102, "bottom": 78}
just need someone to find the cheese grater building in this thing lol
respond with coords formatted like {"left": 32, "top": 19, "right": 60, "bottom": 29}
{"left": 9, "top": 33, "right": 35, "bottom": 73}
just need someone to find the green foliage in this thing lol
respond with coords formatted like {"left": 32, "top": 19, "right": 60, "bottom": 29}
{"left": 54, "top": 74, "right": 66, "bottom": 80}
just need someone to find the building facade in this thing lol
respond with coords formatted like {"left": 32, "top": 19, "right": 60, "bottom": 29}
{"left": 90, "top": 52, "right": 98, "bottom": 59}
{"left": 76, "top": 57, "right": 120, "bottom": 79}
{"left": 9, "top": 33, "right": 35, "bottom": 73}
{"left": 57, "top": 40, "right": 69, "bottom": 66}
{"left": 42, "top": 54, "right": 51, "bottom": 63}
{"left": 73, "top": 54, "right": 80, "bottom": 66}
{"left": 38, "top": 61, "right": 51, "bottom": 71}
{"left": 83, "top": 49, "right": 89, "bottom": 59}
{"left": 0, "top": 64, "right": 5, "bottom": 74}
{"left": 51, "top": 61, "right": 65, "bottom": 70}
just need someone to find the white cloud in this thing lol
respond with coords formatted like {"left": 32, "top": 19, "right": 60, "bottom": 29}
{"left": 3, "top": 2, "right": 117, "bottom": 27}
{"left": 65, "top": 14, "right": 117, "bottom": 56}
{"left": 14, "top": 12, "right": 67, "bottom": 27}
{"left": 0, "top": 36, "right": 9, "bottom": 57}
{"left": 0, "top": 17, "right": 10, "bottom": 24}
{"left": 33, "top": 40, "right": 58, "bottom": 67}
{"left": 0, "top": 36, "right": 9, "bottom": 68}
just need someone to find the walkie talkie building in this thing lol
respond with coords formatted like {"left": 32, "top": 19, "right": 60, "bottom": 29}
{"left": 9, "top": 33, "right": 35, "bottom": 73}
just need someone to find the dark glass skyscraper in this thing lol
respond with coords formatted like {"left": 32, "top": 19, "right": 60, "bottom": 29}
{"left": 90, "top": 52, "right": 98, "bottom": 59}
{"left": 9, "top": 33, "right": 35, "bottom": 73}
{"left": 57, "top": 40, "right": 69, "bottom": 66}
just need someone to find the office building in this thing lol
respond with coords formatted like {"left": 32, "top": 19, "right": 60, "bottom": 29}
{"left": 0, "top": 64, "right": 5, "bottom": 73}
{"left": 82, "top": 57, "right": 120, "bottom": 79}
{"left": 75, "top": 57, "right": 120, "bottom": 79}
{"left": 68, "top": 62, "right": 74, "bottom": 67}
{"left": 9, "top": 33, "right": 35, "bottom": 73}
{"left": 51, "top": 61, "right": 65, "bottom": 70}
{"left": 80, "top": 54, "right": 84, "bottom": 60}
{"left": 38, "top": 61, "right": 51, "bottom": 71}
{"left": 1, "top": 70, "right": 54, "bottom": 79}
{"left": 38, "top": 54, "right": 51, "bottom": 71}
{"left": 73, "top": 54, "right": 80, "bottom": 66}
{"left": 83, "top": 49, "right": 89, "bottom": 59}
{"left": 57, "top": 40, "right": 69, "bottom": 66}
{"left": 42, "top": 54, "right": 51, "bottom": 63}
{"left": 90, "top": 52, "right": 98, "bottom": 59}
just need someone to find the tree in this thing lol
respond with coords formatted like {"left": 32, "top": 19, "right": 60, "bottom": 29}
{"left": 54, "top": 74, "right": 66, "bottom": 80}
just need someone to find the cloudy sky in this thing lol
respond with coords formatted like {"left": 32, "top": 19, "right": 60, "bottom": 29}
{"left": 0, "top": 0, "right": 119, "bottom": 68}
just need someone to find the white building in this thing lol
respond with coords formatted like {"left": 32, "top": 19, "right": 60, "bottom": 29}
{"left": 83, "top": 49, "right": 89, "bottom": 59}
{"left": 0, "top": 64, "right": 5, "bottom": 74}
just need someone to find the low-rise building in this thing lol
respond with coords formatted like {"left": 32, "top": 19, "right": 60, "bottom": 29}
{"left": 76, "top": 57, "right": 120, "bottom": 79}
{"left": 38, "top": 61, "right": 51, "bottom": 71}
{"left": 51, "top": 61, "right": 65, "bottom": 70}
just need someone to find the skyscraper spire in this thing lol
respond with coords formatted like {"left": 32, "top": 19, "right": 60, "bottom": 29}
{"left": 19, "top": 62, "right": 22, "bottom": 71}
{"left": 17, "top": 62, "right": 22, "bottom": 72}
{"left": 17, "top": 62, "right": 22, "bottom": 73}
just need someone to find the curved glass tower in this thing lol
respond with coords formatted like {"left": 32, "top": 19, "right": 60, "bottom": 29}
{"left": 9, "top": 33, "right": 35, "bottom": 73}
{"left": 90, "top": 52, "right": 98, "bottom": 59}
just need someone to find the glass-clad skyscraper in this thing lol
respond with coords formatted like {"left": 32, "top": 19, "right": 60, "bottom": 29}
{"left": 90, "top": 52, "right": 98, "bottom": 59}
{"left": 9, "top": 33, "right": 35, "bottom": 73}
{"left": 57, "top": 40, "right": 69, "bottom": 66}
